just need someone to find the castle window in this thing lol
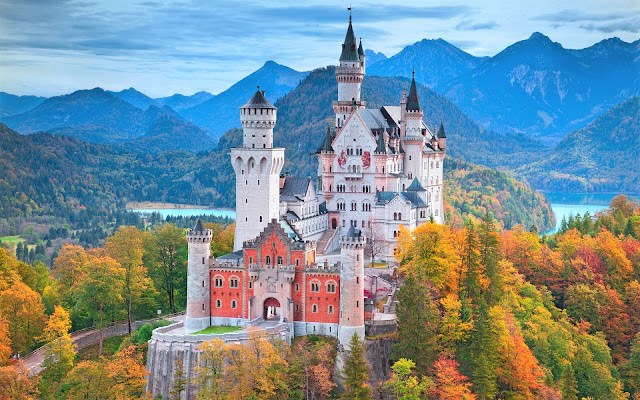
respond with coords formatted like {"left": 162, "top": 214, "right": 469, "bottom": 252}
{"left": 231, "top": 300, "right": 237, "bottom": 309}
{"left": 202, "top": 304, "right": 205, "bottom": 310}
{"left": 295, "top": 259, "right": 299, "bottom": 266}
{"left": 356, "top": 277, "right": 359, "bottom": 284}
{"left": 265, "top": 255, "right": 271, "bottom": 265}
{"left": 202, "top": 257, "right": 205, "bottom": 264}
{"left": 260, "top": 216, "right": 263, "bottom": 222}
{"left": 436, "top": 161, "right": 439, "bottom": 168}
{"left": 398, "top": 213, "right": 402, "bottom": 220}
{"left": 409, "top": 156, "right": 412, "bottom": 160}
{"left": 230, "top": 278, "right": 239, "bottom": 288}
{"left": 277, "top": 256, "right": 284, "bottom": 265}
{"left": 356, "top": 300, "right": 359, "bottom": 308}
{"left": 362, "top": 220, "right": 365, "bottom": 228}
{"left": 328, "top": 305, "right": 334, "bottom": 314}
{"left": 351, "top": 202, "right": 357, "bottom": 211}
{"left": 216, "top": 299, "right": 221, "bottom": 308}
{"left": 202, "top": 281, "right": 205, "bottom": 287}
{"left": 249, "top": 257, "right": 253, "bottom": 265}
{"left": 295, "top": 283, "right": 299, "bottom": 291}
{"left": 393, "top": 212, "right": 397, "bottom": 220}
{"left": 295, "top": 304, "right": 299, "bottom": 312}
{"left": 393, "top": 231, "right": 397, "bottom": 238}
{"left": 310, "top": 282, "right": 320, "bottom": 292}
{"left": 312, "top": 304, "right": 318, "bottom": 313}
{"left": 249, "top": 281, "right": 253, "bottom": 289}
{"left": 258, "top": 180, "right": 260, "bottom": 185}
{"left": 263, "top": 144, "right": 265, "bottom": 148}
{"left": 214, "top": 277, "right": 223, "bottom": 287}
{"left": 327, "top": 283, "right": 336, "bottom": 293}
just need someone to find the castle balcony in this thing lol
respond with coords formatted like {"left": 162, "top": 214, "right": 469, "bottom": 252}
{"left": 344, "top": 172, "right": 363, "bottom": 180}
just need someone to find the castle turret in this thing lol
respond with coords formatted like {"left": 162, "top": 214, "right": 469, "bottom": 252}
{"left": 334, "top": 13, "right": 365, "bottom": 127}
{"left": 404, "top": 70, "right": 423, "bottom": 137}
{"left": 437, "top": 121, "right": 447, "bottom": 151}
{"left": 231, "top": 89, "right": 285, "bottom": 251}
{"left": 338, "top": 225, "right": 366, "bottom": 348}
{"left": 186, "top": 220, "right": 213, "bottom": 332}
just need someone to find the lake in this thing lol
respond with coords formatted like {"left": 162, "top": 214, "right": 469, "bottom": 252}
{"left": 544, "top": 192, "right": 639, "bottom": 234}
{"left": 128, "top": 208, "right": 236, "bottom": 219}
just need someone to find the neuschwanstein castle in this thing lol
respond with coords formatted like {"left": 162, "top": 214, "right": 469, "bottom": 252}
{"left": 147, "top": 15, "right": 447, "bottom": 397}
{"left": 185, "top": 13, "right": 446, "bottom": 339}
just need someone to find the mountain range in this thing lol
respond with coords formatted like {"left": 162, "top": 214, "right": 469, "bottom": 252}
{"left": 519, "top": 96, "right": 640, "bottom": 193}
{"left": 107, "top": 88, "right": 214, "bottom": 111}
{"left": 178, "top": 60, "right": 309, "bottom": 141}
{"left": 0, "top": 92, "right": 47, "bottom": 118}
{"left": 367, "top": 38, "right": 488, "bottom": 89}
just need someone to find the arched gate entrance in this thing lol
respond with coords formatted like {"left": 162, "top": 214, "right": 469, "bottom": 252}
{"left": 263, "top": 297, "right": 281, "bottom": 320}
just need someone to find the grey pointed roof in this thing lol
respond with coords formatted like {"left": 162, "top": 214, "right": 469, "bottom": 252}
{"left": 280, "top": 177, "right": 312, "bottom": 202}
{"left": 241, "top": 88, "right": 276, "bottom": 109}
{"left": 340, "top": 17, "right": 360, "bottom": 62}
{"left": 346, "top": 225, "right": 362, "bottom": 238}
{"left": 406, "top": 73, "right": 422, "bottom": 112}
{"left": 358, "top": 39, "right": 365, "bottom": 56}
{"left": 375, "top": 191, "right": 427, "bottom": 209}
{"left": 437, "top": 122, "right": 447, "bottom": 138}
{"left": 406, "top": 178, "right": 426, "bottom": 192}
{"left": 193, "top": 219, "right": 206, "bottom": 233}
{"left": 317, "top": 127, "right": 334, "bottom": 153}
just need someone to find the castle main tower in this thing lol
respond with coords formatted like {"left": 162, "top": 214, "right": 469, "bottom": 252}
{"left": 338, "top": 226, "right": 366, "bottom": 348}
{"left": 334, "top": 14, "right": 366, "bottom": 128}
{"left": 231, "top": 89, "right": 285, "bottom": 251}
{"left": 186, "top": 220, "right": 213, "bottom": 333}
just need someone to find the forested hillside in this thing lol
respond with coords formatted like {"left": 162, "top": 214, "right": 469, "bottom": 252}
{"left": 519, "top": 97, "right": 640, "bottom": 193}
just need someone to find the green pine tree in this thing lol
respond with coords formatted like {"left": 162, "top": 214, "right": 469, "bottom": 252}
{"left": 341, "top": 333, "right": 373, "bottom": 400}
{"left": 170, "top": 356, "right": 187, "bottom": 400}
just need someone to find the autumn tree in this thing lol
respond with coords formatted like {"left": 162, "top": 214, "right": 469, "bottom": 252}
{"left": 74, "top": 256, "right": 125, "bottom": 356}
{"left": 341, "top": 333, "right": 373, "bottom": 400}
{"left": 194, "top": 338, "right": 228, "bottom": 400}
{"left": 41, "top": 305, "right": 77, "bottom": 392}
{"left": 63, "top": 360, "right": 108, "bottom": 400}
{"left": 0, "top": 280, "right": 46, "bottom": 354}
{"left": 289, "top": 336, "right": 337, "bottom": 400}
{"left": 382, "top": 358, "right": 432, "bottom": 400}
{"left": 143, "top": 224, "right": 187, "bottom": 313}
{"left": 206, "top": 222, "right": 235, "bottom": 257}
{"left": 52, "top": 244, "right": 88, "bottom": 305}
{"left": 170, "top": 356, "right": 187, "bottom": 400}
{"left": 0, "top": 313, "right": 11, "bottom": 365}
{"left": 431, "top": 355, "right": 476, "bottom": 400}
{"left": 106, "top": 346, "right": 148, "bottom": 400}
{"left": 0, "top": 362, "right": 40, "bottom": 399}
{"left": 106, "top": 226, "right": 152, "bottom": 333}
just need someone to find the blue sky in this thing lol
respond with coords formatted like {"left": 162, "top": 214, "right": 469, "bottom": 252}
{"left": 1, "top": 0, "right": 638, "bottom": 97}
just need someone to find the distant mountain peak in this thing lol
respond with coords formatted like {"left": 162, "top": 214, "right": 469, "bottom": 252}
{"left": 528, "top": 32, "right": 549, "bottom": 41}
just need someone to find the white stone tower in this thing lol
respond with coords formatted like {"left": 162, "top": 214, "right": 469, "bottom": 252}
{"left": 334, "top": 13, "right": 366, "bottom": 128}
{"left": 185, "top": 220, "right": 212, "bottom": 333}
{"left": 231, "top": 88, "right": 285, "bottom": 251}
{"left": 338, "top": 226, "right": 366, "bottom": 348}
{"left": 403, "top": 71, "right": 426, "bottom": 180}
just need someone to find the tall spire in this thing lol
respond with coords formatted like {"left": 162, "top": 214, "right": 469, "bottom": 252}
{"left": 340, "top": 12, "right": 360, "bottom": 62}
{"left": 405, "top": 70, "right": 421, "bottom": 112}
{"left": 358, "top": 38, "right": 365, "bottom": 56}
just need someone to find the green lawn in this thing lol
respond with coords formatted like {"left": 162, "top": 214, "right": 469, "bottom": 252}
{"left": 190, "top": 326, "right": 242, "bottom": 335}
{"left": 0, "top": 235, "right": 24, "bottom": 245}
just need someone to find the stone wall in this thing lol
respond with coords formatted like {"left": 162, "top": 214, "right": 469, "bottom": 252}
{"left": 365, "top": 337, "right": 397, "bottom": 400}
{"left": 365, "top": 319, "right": 397, "bottom": 337}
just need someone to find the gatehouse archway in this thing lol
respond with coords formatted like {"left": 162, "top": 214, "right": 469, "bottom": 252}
{"left": 263, "top": 297, "right": 281, "bottom": 320}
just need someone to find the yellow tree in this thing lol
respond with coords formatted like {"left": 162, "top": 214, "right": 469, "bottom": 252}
{"left": 0, "top": 280, "right": 46, "bottom": 354}
{"left": 41, "top": 305, "right": 77, "bottom": 392}
{"left": 106, "top": 226, "right": 151, "bottom": 333}
{"left": 398, "top": 222, "right": 461, "bottom": 296}
{"left": 206, "top": 223, "right": 235, "bottom": 257}
{"left": 0, "top": 312, "right": 11, "bottom": 365}
{"left": 107, "top": 346, "right": 148, "bottom": 400}
{"left": 74, "top": 256, "right": 125, "bottom": 356}
{"left": 52, "top": 244, "right": 88, "bottom": 305}
{"left": 63, "top": 360, "right": 108, "bottom": 400}
{"left": 194, "top": 338, "right": 229, "bottom": 400}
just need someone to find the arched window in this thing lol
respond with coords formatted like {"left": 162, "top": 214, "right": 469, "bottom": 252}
{"left": 312, "top": 304, "right": 318, "bottom": 313}
{"left": 398, "top": 213, "right": 402, "bottom": 220}
{"left": 214, "top": 276, "right": 224, "bottom": 287}
{"left": 328, "top": 305, "right": 334, "bottom": 314}
{"left": 216, "top": 299, "right": 221, "bottom": 308}
{"left": 393, "top": 212, "right": 397, "bottom": 220}
{"left": 231, "top": 300, "right": 237, "bottom": 309}
{"left": 229, "top": 277, "right": 239, "bottom": 288}
{"left": 310, "top": 281, "right": 320, "bottom": 292}
{"left": 265, "top": 255, "right": 271, "bottom": 265}
{"left": 327, "top": 281, "right": 336, "bottom": 293}
{"left": 277, "top": 256, "right": 284, "bottom": 265}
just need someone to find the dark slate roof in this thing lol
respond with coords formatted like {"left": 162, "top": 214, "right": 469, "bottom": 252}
{"left": 317, "top": 127, "right": 334, "bottom": 153}
{"left": 346, "top": 225, "right": 362, "bottom": 238}
{"left": 375, "top": 191, "right": 427, "bottom": 209}
{"left": 406, "top": 178, "right": 426, "bottom": 192}
{"left": 380, "top": 106, "right": 401, "bottom": 127}
{"left": 398, "top": 140, "right": 405, "bottom": 154}
{"left": 193, "top": 219, "right": 206, "bottom": 233}
{"left": 339, "top": 17, "right": 360, "bottom": 62}
{"left": 358, "top": 39, "right": 365, "bottom": 56}
{"left": 241, "top": 88, "right": 276, "bottom": 109}
{"left": 319, "top": 201, "right": 327, "bottom": 214}
{"left": 280, "top": 177, "right": 312, "bottom": 202}
{"left": 437, "top": 122, "right": 447, "bottom": 138}
{"left": 359, "top": 109, "right": 390, "bottom": 131}
{"left": 285, "top": 211, "right": 300, "bottom": 222}
{"left": 406, "top": 73, "right": 422, "bottom": 112}
{"left": 217, "top": 250, "right": 243, "bottom": 261}
{"left": 375, "top": 130, "right": 387, "bottom": 154}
